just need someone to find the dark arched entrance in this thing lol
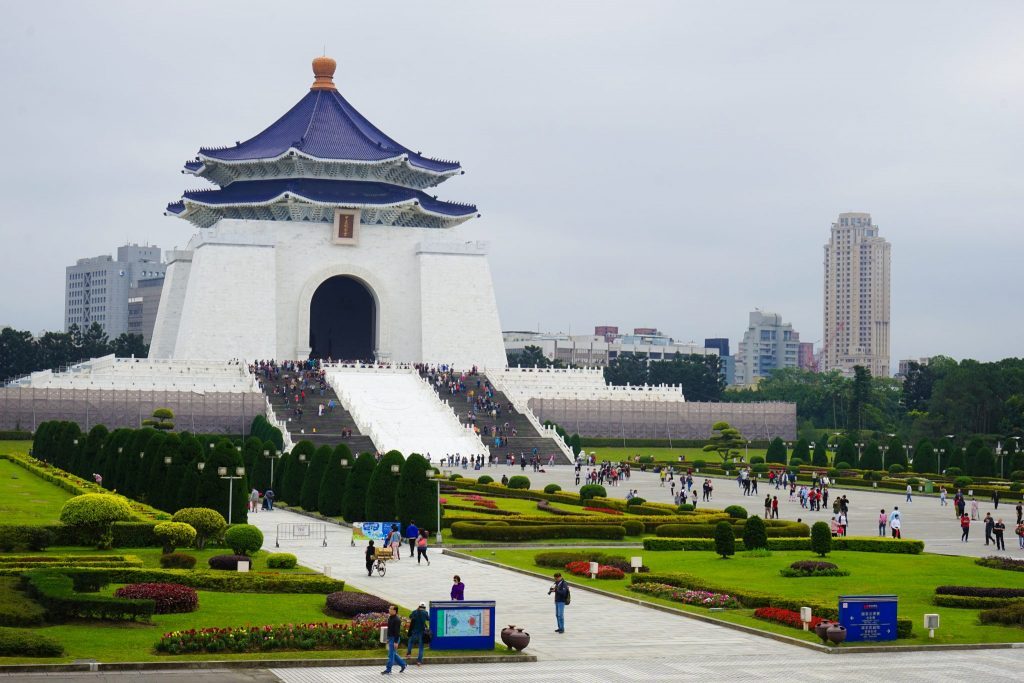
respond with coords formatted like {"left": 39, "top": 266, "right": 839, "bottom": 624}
{"left": 308, "top": 276, "right": 376, "bottom": 361}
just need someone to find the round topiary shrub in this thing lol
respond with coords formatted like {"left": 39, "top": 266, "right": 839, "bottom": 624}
{"left": 752, "top": 463, "right": 768, "bottom": 474}
{"left": 326, "top": 590, "right": 391, "bottom": 617}
{"left": 888, "top": 463, "right": 906, "bottom": 474}
{"left": 621, "top": 519, "right": 645, "bottom": 536}
{"left": 693, "top": 460, "right": 707, "bottom": 469}
{"left": 171, "top": 508, "right": 227, "bottom": 550}
{"left": 750, "top": 455, "right": 765, "bottom": 464}
{"left": 637, "top": 455, "right": 655, "bottom": 464}
{"left": 626, "top": 497, "right": 646, "bottom": 506}
{"left": 59, "top": 494, "right": 134, "bottom": 549}
{"left": 811, "top": 521, "right": 832, "bottom": 557}
{"left": 678, "top": 503, "right": 695, "bottom": 512}
{"left": 153, "top": 522, "right": 197, "bottom": 555}
{"left": 724, "top": 505, "right": 748, "bottom": 519}
{"left": 224, "top": 524, "right": 264, "bottom": 556}
{"left": 544, "top": 483, "right": 562, "bottom": 494}
{"left": 579, "top": 484, "right": 607, "bottom": 500}
{"left": 477, "top": 475, "right": 494, "bottom": 484}
{"left": 906, "top": 477, "right": 920, "bottom": 487}
{"left": 954, "top": 476, "right": 974, "bottom": 489}
{"left": 742, "top": 515, "right": 768, "bottom": 550}
{"left": 866, "top": 470, "right": 885, "bottom": 481}
{"left": 835, "top": 461, "right": 852, "bottom": 470}
{"left": 449, "top": 474, "right": 462, "bottom": 481}
{"left": 1010, "top": 470, "right": 1024, "bottom": 482}
{"left": 1011, "top": 483, "right": 1023, "bottom": 492}
{"left": 266, "top": 552, "right": 297, "bottom": 569}
{"left": 159, "top": 552, "right": 197, "bottom": 569}
{"left": 114, "top": 583, "right": 198, "bottom": 614}
{"left": 788, "top": 457, "right": 804, "bottom": 467}
{"left": 714, "top": 521, "right": 735, "bottom": 559}
{"left": 208, "top": 554, "right": 252, "bottom": 571}
{"left": 507, "top": 475, "right": 531, "bottom": 490}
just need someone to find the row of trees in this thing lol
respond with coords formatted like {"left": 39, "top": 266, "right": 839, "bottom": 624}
{"left": 0, "top": 323, "right": 148, "bottom": 381}
{"left": 32, "top": 418, "right": 439, "bottom": 530}
{"left": 603, "top": 353, "right": 725, "bottom": 402}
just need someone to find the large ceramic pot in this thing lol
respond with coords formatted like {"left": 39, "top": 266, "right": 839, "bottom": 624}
{"left": 826, "top": 624, "right": 847, "bottom": 645}
{"left": 500, "top": 625, "right": 531, "bottom": 651}
{"left": 814, "top": 621, "right": 833, "bottom": 643}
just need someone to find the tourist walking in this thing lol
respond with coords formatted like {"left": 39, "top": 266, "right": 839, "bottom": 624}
{"left": 405, "top": 520, "right": 419, "bottom": 558}
{"left": 549, "top": 572, "right": 570, "bottom": 633}
{"left": 994, "top": 518, "right": 1006, "bottom": 551}
{"left": 264, "top": 488, "right": 275, "bottom": 510}
{"left": 416, "top": 529, "right": 430, "bottom": 565}
{"left": 451, "top": 575, "right": 465, "bottom": 600}
{"left": 878, "top": 509, "right": 887, "bottom": 536}
{"left": 889, "top": 507, "right": 902, "bottom": 539}
{"left": 960, "top": 513, "right": 971, "bottom": 542}
{"left": 906, "top": 483, "right": 913, "bottom": 502}
{"left": 405, "top": 602, "right": 429, "bottom": 665}
{"left": 365, "top": 540, "right": 376, "bottom": 577}
{"left": 387, "top": 524, "right": 402, "bottom": 560}
{"left": 1016, "top": 520, "right": 1024, "bottom": 549}
{"left": 970, "top": 498, "right": 979, "bottom": 520}
{"left": 382, "top": 605, "right": 407, "bottom": 674}
{"left": 249, "top": 488, "right": 260, "bottom": 513}
{"left": 984, "top": 513, "right": 995, "bottom": 545}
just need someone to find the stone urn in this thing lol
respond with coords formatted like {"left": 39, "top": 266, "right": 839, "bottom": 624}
{"left": 500, "top": 624, "right": 531, "bottom": 651}
{"left": 813, "top": 620, "right": 833, "bottom": 643}
{"left": 826, "top": 624, "right": 847, "bottom": 646}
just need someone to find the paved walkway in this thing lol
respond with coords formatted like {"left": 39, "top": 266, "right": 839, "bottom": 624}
{"left": 460, "top": 463, "right": 1024, "bottom": 558}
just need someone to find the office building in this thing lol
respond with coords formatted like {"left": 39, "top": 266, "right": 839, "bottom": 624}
{"left": 504, "top": 329, "right": 717, "bottom": 367}
{"left": 733, "top": 310, "right": 801, "bottom": 386}
{"left": 822, "top": 212, "right": 891, "bottom": 377}
{"left": 65, "top": 244, "right": 165, "bottom": 340}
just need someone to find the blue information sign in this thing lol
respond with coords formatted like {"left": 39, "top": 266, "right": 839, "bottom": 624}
{"left": 428, "top": 600, "right": 495, "bottom": 650}
{"left": 838, "top": 594, "right": 898, "bottom": 641}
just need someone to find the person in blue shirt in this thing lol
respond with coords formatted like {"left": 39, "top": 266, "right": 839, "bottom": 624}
{"left": 405, "top": 521, "right": 419, "bottom": 559}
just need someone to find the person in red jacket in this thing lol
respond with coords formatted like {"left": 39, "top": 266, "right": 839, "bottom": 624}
{"left": 960, "top": 513, "right": 971, "bottom": 542}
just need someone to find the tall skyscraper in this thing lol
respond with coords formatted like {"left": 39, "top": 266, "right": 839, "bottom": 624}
{"left": 822, "top": 212, "right": 891, "bottom": 377}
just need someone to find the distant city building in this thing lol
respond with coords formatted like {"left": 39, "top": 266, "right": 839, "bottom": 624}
{"left": 798, "top": 342, "right": 816, "bottom": 371}
{"left": 594, "top": 326, "right": 619, "bottom": 342}
{"left": 127, "top": 277, "right": 165, "bottom": 344}
{"left": 65, "top": 244, "right": 165, "bottom": 340}
{"left": 733, "top": 310, "right": 801, "bottom": 386}
{"left": 704, "top": 338, "right": 730, "bottom": 358}
{"left": 897, "top": 357, "right": 931, "bottom": 378}
{"left": 504, "top": 329, "right": 717, "bottom": 367}
{"left": 822, "top": 212, "right": 891, "bottom": 377}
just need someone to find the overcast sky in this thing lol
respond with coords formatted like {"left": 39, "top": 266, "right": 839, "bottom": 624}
{"left": 1, "top": 1, "right": 1022, "bottom": 368}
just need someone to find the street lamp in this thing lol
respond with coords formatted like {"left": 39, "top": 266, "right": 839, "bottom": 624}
{"left": 996, "top": 447, "right": 1005, "bottom": 479}
{"left": 880, "top": 445, "right": 887, "bottom": 469}
{"left": 855, "top": 443, "right": 864, "bottom": 462}
{"left": 431, "top": 468, "right": 443, "bottom": 544}
{"left": 197, "top": 461, "right": 205, "bottom": 472}
{"left": 164, "top": 456, "right": 172, "bottom": 465}
{"left": 218, "top": 465, "right": 246, "bottom": 525}
{"left": 263, "top": 449, "right": 283, "bottom": 488}
{"left": 390, "top": 464, "right": 401, "bottom": 475}
{"left": 936, "top": 449, "right": 945, "bottom": 475}
{"left": 139, "top": 450, "right": 145, "bottom": 460}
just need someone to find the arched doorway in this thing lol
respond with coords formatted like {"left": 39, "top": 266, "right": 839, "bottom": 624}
{"left": 308, "top": 276, "right": 376, "bottom": 361}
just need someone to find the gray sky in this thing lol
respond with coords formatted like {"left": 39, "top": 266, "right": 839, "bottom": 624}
{"left": 1, "top": 1, "right": 1022, "bottom": 368}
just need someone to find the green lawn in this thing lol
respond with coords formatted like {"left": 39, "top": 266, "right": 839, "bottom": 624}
{"left": 11, "top": 546, "right": 318, "bottom": 573}
{"left": 466, "top": 548, "right": 1024, "bottom": 646}
{"left": 0, "top": 440, "right": 33, "bottom": 458}
{"left": 0, "top": 458, "right": 73, "bottom": 524}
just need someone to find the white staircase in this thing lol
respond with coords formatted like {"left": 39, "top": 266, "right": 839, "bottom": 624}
{"left": 326, "top": 366, "right": 487, "bottom": 460}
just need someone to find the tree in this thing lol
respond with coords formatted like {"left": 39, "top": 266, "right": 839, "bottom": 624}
{"left": 135, "top": 431, "right": 167, "bottom": 502}
{"left": 912, "top": 439, "right": 936, "bottom": 474}
{"left": 193, "top": 438, "right": 248, "bottom": 524}
{"left": 969, "top": 446, "right": 996, "bottom": 477}
{"left": 282, "top": 441, "right": 315, "bottom": 505}
{"left": 887, "top": 435, "right": 906, "bottom": 468}
{"left": 742, "top": 515, "right": 768, "bottom": 550}
{"left": 835, "top": 437, "right": 857, "bottom": 468}
{"left": 859, "top": 441, "right": 882, "bottom": 470}
{"left": 811, "top": 440, "right": 828, "bottom": 468}
{"left": 714, "top": 521, "right": 735, "bottom": 558}
{"left": 147, "top": 433, "right": 181, "bottom": 512}
{"left": 765, "top": 437, "right": 787, "bottom": 464}
{"left": 365, "top": 450, "right": 406, "bottom": 521}
{"left": 849, "top": 365, "right": 872, "bottom": 431}
{"left": 568, "top": 434, "right": 582, "bottom": 457}
{"left": 515, "top": 345, "right": 554, "bottom": 369}
{"left": 703, "top": 421, "right": 745, "bottom": 465}
{"left": 242, "top": 437, "right": 264, "bottom": 475}
{"left": 99, "top": 428, "right": 132, "bottom": 492}
{"left": 902, "top": 360, "right": 934, "bottom": 412}
{"left": 790, "top": 438, "right": 810, "bottom": 465}
{"left": 59, "top": 494, "right": 133, "bottom": 549}
{"left": 811, "top": 521, "right": 832, "bottom": 557}
{"left": 81, "top": 424, "right": 108, "bottom": 480}
{"left": 396, "top": 453, "right": 436, "bottom": 531}
{"left": 250, "top": 440, "right": 273, "bottom": 492}
{"left": 300, "top": 446, "right": 332, "bottom": 512}
{"left": 57, "top": 421, "right": 82, "bottom": 474}
{"left": 120, "top": 428, "right": 156, "bottom": 498}
{"left": 142, "top": 407, "right": 175, "bottom": 431}
{"left": 318, "top": 444, "right": 352, "bottom": 517}
{"left": 342, "top": 452, "right": 377, "bottom": 522}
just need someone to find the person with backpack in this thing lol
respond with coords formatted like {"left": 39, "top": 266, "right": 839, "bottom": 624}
{"left": 994, "top": 518, "right": 1006, "bottom": 551}
{"left": 405, "top": 602, "right": 430, "bottom": 666}
{"left": 548, "top": 572, "right": 570, "bottom": 633}
{"left": 1015, "top": 520, "right": 1024, "bottom": 549}
{"left": 387, "top": 524, "right": 402, "bottom": 561}
{"left": 416, "top": 529, "right": 430, "bottom": 565}
{"left": 405, "top": 520, "right": 419, "bottom": 559}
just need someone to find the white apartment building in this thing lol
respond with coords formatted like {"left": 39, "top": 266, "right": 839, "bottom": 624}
{"left": 822, "top": 212, "right": 891, "bottom": 377}
{"left": 504, "top": 329, "right": 717, "bottom": 367}
{"left": 732, "top": 310, "right": 801, "bottom": 387}
{"left": 65, "top": 244, "right": 165, "bottom": 339}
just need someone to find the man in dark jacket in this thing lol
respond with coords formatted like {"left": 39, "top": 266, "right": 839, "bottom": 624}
{"left": 405, "top": 521, "right": 419, "bottom": 559}
{"left": 548, "top": 572, "right": 570, "bottom": 633}
{"left": 406, "top": 601, "right": 430, "bottom": 665}
{"left": 382, "top": 605, "right": 406, "bottom": 674}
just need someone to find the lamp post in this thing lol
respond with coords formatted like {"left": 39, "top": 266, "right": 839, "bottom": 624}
{"left": 936, "top": 448, "right": 945, "bottom": 475}
{"left": 880, "top": 445, "right": 887, "bottom": 469}
{"left": 263, "top": 449, "right": 283, "bottom": 488}
{"left": 432, "top": 469, "right": 443, "bottom": 544}
{"left": 855, "top": 442, "right": 863, "bottom": 463}
{"left": 218, "top": 465, "right": 246, "bottom": 525}
{"left": 995, "top": 447, "right": 1004, "bottom": 479}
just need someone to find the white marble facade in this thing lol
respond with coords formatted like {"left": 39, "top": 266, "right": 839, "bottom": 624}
{"left": 149, "top": 218, "right": 506, "bottom": 369}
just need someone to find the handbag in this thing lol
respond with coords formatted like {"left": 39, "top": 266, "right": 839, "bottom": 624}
{"left": 422, "top": 629, "right": 432, "bottom": 645}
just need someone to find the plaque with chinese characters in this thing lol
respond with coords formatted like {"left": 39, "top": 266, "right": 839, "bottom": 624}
{"left": 332, "top": 209, "right": 361, "bottom": 246}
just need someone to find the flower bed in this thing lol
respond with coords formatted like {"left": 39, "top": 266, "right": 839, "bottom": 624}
{"left": 113, "top": 583, "right": 198, "bottom": 614}
{"left": 754, "top": 606, "right": 825, "bottom": 630}
{"left": 779, "top": 560, "right": 850, "bottom": 578}
{"left": 583, "top": 507, "right": 622, "bottom": 515}
{"left": 564, "top": 561, "right": 625, "bottom": 580}
{"left": 975, "top": 556, "right": 1024, "bottom": 573}
{"left": 155, "top": 622, "right": 380, "bottom": 654}
{"left": 473, "top": 500, "right": 498, "bottom": 509}
{"left": 627, "top": 582, "right": 739, "bottom": 608}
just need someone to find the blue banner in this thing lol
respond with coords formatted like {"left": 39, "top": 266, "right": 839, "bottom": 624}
{"left": 353, "top": 522, "right": 400, "bottom": 542}
{"left": 839, "top": 594, "right": 898, "bottom": 641}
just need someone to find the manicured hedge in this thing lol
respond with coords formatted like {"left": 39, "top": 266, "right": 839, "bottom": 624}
{"left": 0, "top": 554, "right": 143, "bottom": 575}
{"left": 0, "top": 577, "right": 46, "bottom": 626}
{"left": 0, "top": 430, "right": 32, "bottom": 440}
{"left": 534, "top": 551, "right": 647, "bottom": 573}
{"left": 979, "top": 602, "right": 1024, "bottom": 626}
{"left": 779, "top": 559, "right": 850, "bottom": 577}
{"left": 935, "top": 585, "right": 1024, "bottom": 598}
{"left": 111, "top": 522, "right": 160, "bottom": 547}
{"left": 449, "top": 521, "right": 626, "bottom": 541}
{"left": 643, "top": 536, "right": 924, "bottom": 554}
{"left": 21, "top": 569, "right": 155, "bottom": 622}
{"left": 0, "top": 628, "right": 64, "bottom": 657}
{"left": 933, "top": 594, "right": 1024, "bottom": 609}
{"left": 208, "top": 554, "right": 253, "bottom": 571}
{"left": 266, "top": 553, "right": 298, "bottom": 569}
{"left": 224, "top": 524, "right": 264, "bottom": 556}
{"left": 159, "top": 553, "right": 197, "bottom": 569}
{"left": 325, "top": 590, "right": 391, "bottom": 617}
{"left": 25, "top": 566, "right": 344, "bottom": 594}
{"left": 654, "top": 521, "right": 809, "bottom": 539}
{"left": 443, "top": 512, "right": 727, "bottom": 533}
{"left": 975, "top": 556, "right": 1024, "bottom": 572}
{"left": 114, "top": 583, "right": 198, "bottom": 614}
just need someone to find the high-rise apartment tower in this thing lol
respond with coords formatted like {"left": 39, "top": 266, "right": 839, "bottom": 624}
{"left": 822, "top": 212, "right": 890, "bottom": 377}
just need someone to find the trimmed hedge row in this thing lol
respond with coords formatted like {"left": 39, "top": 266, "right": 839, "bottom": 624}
{"left": 975, "top": 556, "right": 1024, "bottom": 572}
{"left": 0, "top": 521, "right": 160, "bottom": 551}
{"left": 443, "top": 512, "right": 727, "bottom": 533}
{"left": 534, "top": 551, "right": 646, "bottom": 573}
{"left": 631, "top": 572, "right": 913, "bottom": 638}
{"left": 442, "top": 504, "right": 517, "bottom": 517}
{"left": 0, "top": 577, "right": 46, "bottom": 626}
{"left": 935, "top": 585, "right": 1024, "bottom": 598}
{"left": 979, "top": 602, "right": 1024, "bottom": 626}
{"left": 933, "top": 594, "right": 1024, "bottom": 609}
{"left": 452, "top": 480, "right": 586, "bottom": 506}
{"left": 21, "top": 569, "right": 155, "bottom": 622}
{"left": 0, "top": 554, "right": 144, "bottom": 574}
{"left": 654, "top": 521, "right": 810, "bottom": 539}
{"left": 589, "top": 497, "right": 679, "bottom": 515}
{"left": 23, "top": 566, "right": 344, "bottom": 594}
{"left": 643, "top": 536, "right": 924, "bottom": 554}
{"left": 0, "top": 628, "right": 64, "bottom": 657}
{"left": 449, "top": 521, "right": 626, "bottom": 541}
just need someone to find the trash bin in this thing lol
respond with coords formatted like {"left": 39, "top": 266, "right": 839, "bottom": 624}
{"left": 923, "top": 480, "right": 934, "bottom": 494}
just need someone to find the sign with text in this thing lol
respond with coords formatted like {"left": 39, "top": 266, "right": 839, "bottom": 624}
{"left": 839, "top": 594, "right": 898, "bottom": 641}
{"left": 352, "top": 522, "right": 399, "bottom": 543}
{"left": 429, "top": 600, "right": 495, "bottom": 650}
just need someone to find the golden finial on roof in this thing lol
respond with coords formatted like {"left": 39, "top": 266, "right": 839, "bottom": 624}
{"left": 311, "top": 56, "right": 337, "bottom": 91}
